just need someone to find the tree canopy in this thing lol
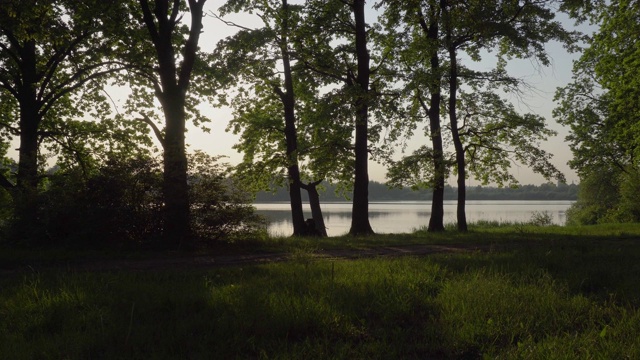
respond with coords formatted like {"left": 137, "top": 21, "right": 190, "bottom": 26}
{"left": 556, "top": 0, "right": 640, "bottom": 224}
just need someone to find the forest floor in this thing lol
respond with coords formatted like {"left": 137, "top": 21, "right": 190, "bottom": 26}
{"left": 1, "top": 242, "right": 491, "bottom": 275}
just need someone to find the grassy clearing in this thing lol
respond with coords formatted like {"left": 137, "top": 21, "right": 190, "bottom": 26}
{"left": 4, "top": 222, "right": 640, "bottom": 268}
{"left": 2, "top": 224, "right": 640, "bottom": 358}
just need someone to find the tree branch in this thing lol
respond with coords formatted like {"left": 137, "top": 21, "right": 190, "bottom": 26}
{"left": 178, "top": 0, "right": 206, "bottom": 91}
{"left": 137, "top": 112, "right": 166, "bottom": 148}
{"left": 299, "top": 178, "right": 323, "bottom": 190}
{"left": 0, "top": 26, "right": 22, "bottom": 53}
{"left": 38, "top": 30, "right": 95, "bottom": 101}
{"left": 302, "top": 60, "right": 349, "bottom": 83}
{"left": 169, "top": 0, "right": 181, "bottom": 26}
{"left": 0, "top": 38, "right": 21, "bottom": 65}
{"left": 40, "top": 64, "right": 126, "bottom": 117}
{"left": 0, "top": 74, "right": 19, "bottom": 98}
{"left": 0, "top": 120, "right": 20, "bottom": 136}
{"left": 208, "top": 12, "right": 254, "bottom": 31}
{"left": 139, "top": 0, "right": 161, "bottom": 47}
{"left": 0, "top": 171, "right": 16, "bottom": 190}
{"left": 415, "top": 88, "right": 430, "bottom": 114}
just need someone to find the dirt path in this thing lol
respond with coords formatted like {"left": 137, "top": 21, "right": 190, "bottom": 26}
{"left": 1, "top": 243, "right": 490, "bottom": 276}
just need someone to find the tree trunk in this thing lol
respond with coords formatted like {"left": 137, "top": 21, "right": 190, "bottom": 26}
{"left": 15, "top": 40, "right": 42, "bottom": 238}
{"left": 428, "top": 114, "right": 446, "bottom": 232}
{"left": 421, "top": 4, "right": 445, "bottom": 232}
{"left": 301, "top": 180, "right": 328, "bottom": 237}
{"left": 287, "top": 169, "right": 306, "bottom": 236}
{"left": 161, "top": 94, "right": 190, "bottom": 247}
{"left": 139, "top": 0, "right": 206, "bottom": 248}
{"left": 442, "top": 1, "right": 467, "bottom": 232}
{"left": 449, "top": 50, "right": 467, "bottom": 232}
{"left": 349, "top": 0, "right": 374, "bottom": 236}
{"left": 448, "top": 48, "right": 467, "bottom": 231}
{"left": 15, "top": 107, "right": 41, "bottom": 235}
{"left": 279, "top": 0, "right": 306, "bottom": 236}
{"left": 281, "top": 81, "right": 305, "bottom": 236}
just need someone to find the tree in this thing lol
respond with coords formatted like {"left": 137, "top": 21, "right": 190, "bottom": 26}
{"left": 347, "top": 0, "right": 375, "bottom": 235}
{"left": 381, "top": 0, "right": 449, "bottom": 232}
{"left": 457, "top": 90, "right": 564, "bottom": 186}
{"left": 555, "top": 0, "right": 640, "bottom": 224}
{"left": 0, "top": 0, "right": 128, "bottom": 237}
{"left": 440, "top": 0, "right": 572, "bottom": 231}
{"left": 215, "top": 0, "right": 325, "bottom": 236}
{"left": 299, "top": 0, "right": 380, "bottom": 235}
{"left": 124, "top": 0, "right": 207, "bottom": 247}
{"left": 383, "top": 0, "right": 570, "bottom": 231}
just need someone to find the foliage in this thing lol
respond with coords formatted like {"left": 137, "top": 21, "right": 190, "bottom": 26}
{"left": 37, "top": 156, "right": 164, "bottom": 246}
{"left": 188, "top": 151, "right": 266, "bottom": 244}
{"left": 0, "top": 0, "right": 131, "bottom": 172}
{"left": 18, "top": 153, "right": 263, "bottom": 247}
{"left": 528, "top": 211, "right": 554, "bottom": 226}
{"left": 386, "top": 146, "right": 451, "bottom": 190}
{"left": 383, "top": 0, "right": 571, "bottom": 189}
{"left": 0, "top": 0, "right": 156, "bottom": 240}
{"left": 557, "top": 0, "right": 640, "bottom": 224}
{"left": 566, "top": 166, "right": 640, "bottom": 225}
{"left": 214, "top": 0, "right": 377, "bottom": 193}
{"left": 0, "top": 143, "right": 13, "bottom": 234}
{"left": 458, "top": 90, "right": 565, "bottom": 187}
{"left": 379, "top": 0, "right": 574, "bottom": 232}
{"left": 113, "top": 0, "right": 215, "bottom": 131}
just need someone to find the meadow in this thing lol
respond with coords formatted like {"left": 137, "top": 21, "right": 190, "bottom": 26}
{"left": 2, "top": 223, "right": 640, "bottom": 359}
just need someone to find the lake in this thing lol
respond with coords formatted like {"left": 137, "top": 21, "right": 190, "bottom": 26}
{"left": 254, "top": 200, "right": 574, "bottom": 237}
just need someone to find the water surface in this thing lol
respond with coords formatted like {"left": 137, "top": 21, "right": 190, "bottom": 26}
{"left": 254, "top": 200, "right": 573, "bottom": 237}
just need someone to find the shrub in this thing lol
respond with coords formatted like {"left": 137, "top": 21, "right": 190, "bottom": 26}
{"left": 529, "top": 211, "right": 553, "bottom": 226}
{"left": 188, "top": 151, "right": 266, "bottom": 245}
{"left": 566, "top": 169, "right": 621, "bottom": 225}
{"left": 39, "top": 155, "right": 164, "bottom": 246}
{"left": 7, "top": 152, "right": 264, "bottom": 248}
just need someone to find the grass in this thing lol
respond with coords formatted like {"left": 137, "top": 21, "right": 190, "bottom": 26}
{"left": 2, "top": 223, "right": 640, "bottom": 358}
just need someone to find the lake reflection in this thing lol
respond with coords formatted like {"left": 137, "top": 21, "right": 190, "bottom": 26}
{"left": 254, "top": 200, "right": 574, "bottom": 237}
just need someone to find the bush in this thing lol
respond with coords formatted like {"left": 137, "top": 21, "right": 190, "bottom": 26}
{"left": 0, "top": 153, "right": 15, "bottom": 242}
{"left": 39, "top": 155, "right": 164, "bottom": 246}
{"left": 615, "top": 169, "right": 640, "bottom": 222}
{"left": 528, "top": 211, "right": 553, "bottom": 226}
{"left": 568, "top": 167, "right": 640, "bottom": 225}
{"left": 0, "top": 187, "right": 12, "bottom": 241}
{"left": 566, "top": 169, "right": 621, "bottom": 225}
{"left": 188, "top": 151, "right": 266, "bottom": 245}
{"left": 33, "top": 153, "right": 265, "bottom": 248}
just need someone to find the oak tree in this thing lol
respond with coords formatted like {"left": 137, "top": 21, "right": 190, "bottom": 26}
{"left": 0, "top": 0, "right": 129, "bottom": 237}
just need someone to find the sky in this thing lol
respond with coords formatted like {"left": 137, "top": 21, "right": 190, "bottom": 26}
{"left": 179, "top": 2, "right": 586, "bottom": 186}
{"left": 6, "top": 1, "right": 587, "bottom": 187}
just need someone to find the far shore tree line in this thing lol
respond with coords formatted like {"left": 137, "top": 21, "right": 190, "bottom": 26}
{"left": 255, "top": 181, "right": 579, "bottom": 202}
{"left": 0, "top": 0, "right": 636, "bottom": 248}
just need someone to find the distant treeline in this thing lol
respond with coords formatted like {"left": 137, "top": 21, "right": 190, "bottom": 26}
{"left": 254, "top": 181, "right": 579, "bottom": 202}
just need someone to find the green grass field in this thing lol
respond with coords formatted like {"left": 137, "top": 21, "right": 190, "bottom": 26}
{"left": 2, "top": 224, "right": 640, "bottom": 359}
